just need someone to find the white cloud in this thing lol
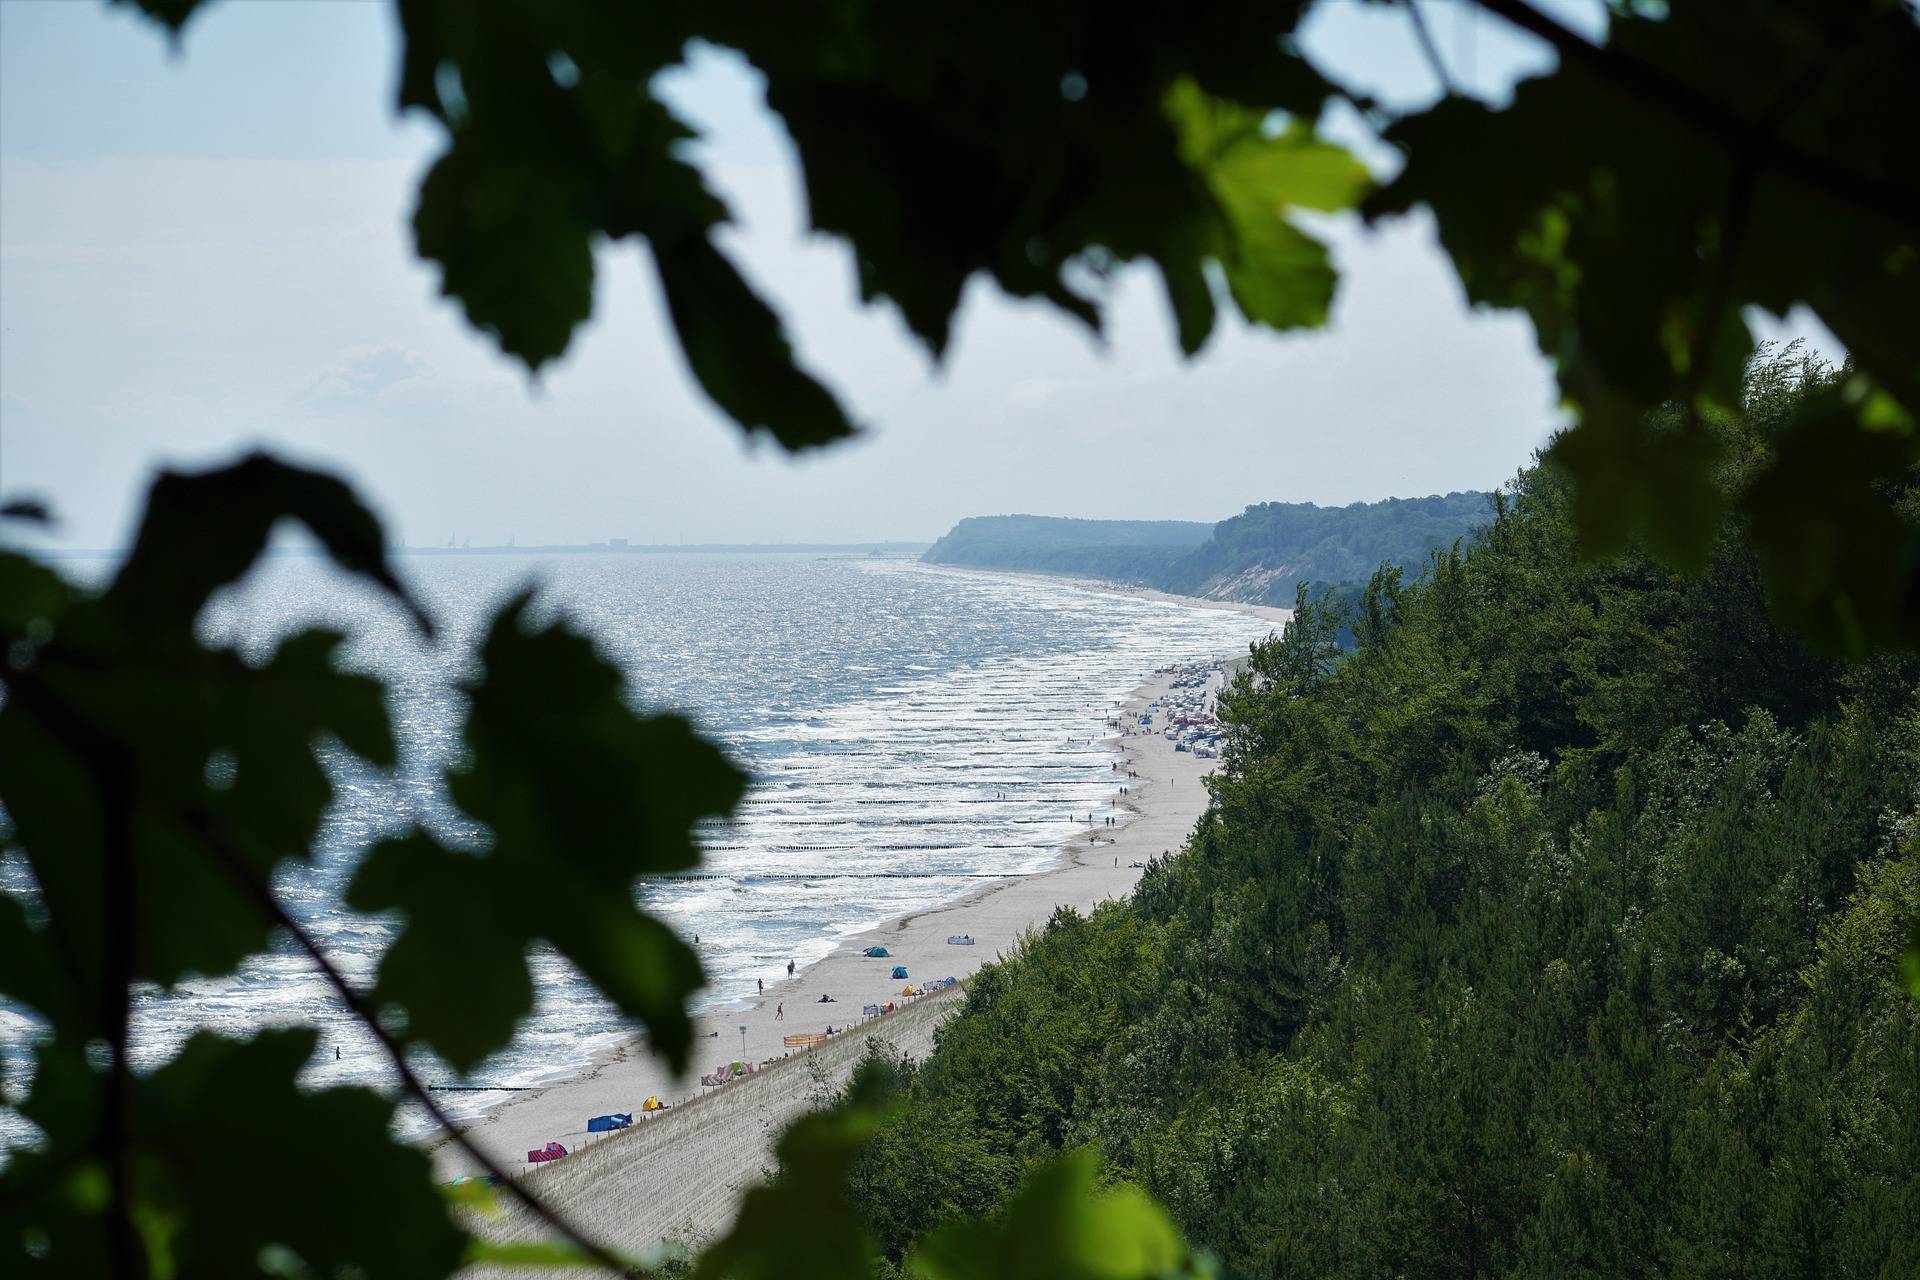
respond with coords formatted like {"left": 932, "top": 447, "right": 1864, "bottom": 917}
{"left": 295, "top": 342, "right": 433, "bottom": 409}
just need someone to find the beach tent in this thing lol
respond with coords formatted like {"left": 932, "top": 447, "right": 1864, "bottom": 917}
{"left": 901, "top": 985, "right": 918, "bottom": 996}
{"left": 527, "top": 1142, "right": 568, "bottom": 1164}
{"left": 863, "top": 946, "right": 891, "bottom": 957}
{"left": 891, "top": 965, "right": 909, "bottom": 979}
{"left": 642, "top": 1096, "right": 663, "bottom": 1112}
{"left": 586, "top": 1113, "right": 631, "bottom": 1133}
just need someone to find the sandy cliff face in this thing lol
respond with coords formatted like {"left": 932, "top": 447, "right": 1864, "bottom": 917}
{"left": 1192, "top": 563, "right": 1304, "bottom": 605}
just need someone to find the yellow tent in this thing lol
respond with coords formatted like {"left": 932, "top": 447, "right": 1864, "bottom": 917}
{"left": 642, "top": 1095, "right": 662, "bottom": 1112}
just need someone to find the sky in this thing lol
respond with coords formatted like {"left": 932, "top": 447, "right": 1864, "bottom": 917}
{"left": 0, "top": 0, "right": 1840, "bottom": 549}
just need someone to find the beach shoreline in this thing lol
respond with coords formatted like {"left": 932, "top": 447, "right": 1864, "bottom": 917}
{"left": 433, "top": 570, "right": 1290, "bottom": 1250}
{"left": 429, "top": 654, "right": 1236, "bottom": 1182}
{"left": 913, "top": 561, "right": 1293, "bottom": 628}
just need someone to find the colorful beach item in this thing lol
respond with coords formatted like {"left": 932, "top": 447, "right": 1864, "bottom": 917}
{"left": 527, "top": 1141, "right": 568, "bottom": 1163}
{"left": 587, "top": 1113, "right": 632, "bottom": 1133}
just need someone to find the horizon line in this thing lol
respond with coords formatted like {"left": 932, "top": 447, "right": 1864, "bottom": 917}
{"left": 23, "top": 539, "right": 937, "bottom": 560}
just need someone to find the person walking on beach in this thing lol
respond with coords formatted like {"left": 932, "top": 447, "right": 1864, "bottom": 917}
{"left": 787, "top": 959, "right": 795, "bottom": 978}
{"left": 775, "top": 1003, "right": 783, "bottom": 1020}
{"left": 757, "top": 978, "right": 764, "bottom": 995}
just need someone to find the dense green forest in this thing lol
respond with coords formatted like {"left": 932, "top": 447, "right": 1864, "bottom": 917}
{"left": 921, "top": 515, "right": 1214, "bottom": 582}
{"left": 1161, "top": 493, "right": 1491, "bottom": 603}
{"left": 835, "top": 356, "right": 1920, "bottom": 1277}
{"left": 923, "top": 494, "right": 1488, "bottom": 603}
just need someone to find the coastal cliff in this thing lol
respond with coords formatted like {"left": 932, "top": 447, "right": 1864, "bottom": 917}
{"left": 925, "top": 492, "right": 1490, "bottom": 604}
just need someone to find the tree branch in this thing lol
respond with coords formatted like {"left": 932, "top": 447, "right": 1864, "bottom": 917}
{"left": 194, "top": 819, "right": 644, "bottom": 1279}
{"left": 1403, "top": 0, "right": 1460, "bottom": 99}
{"left": 1470, "top": 0, "right": 1920, "bottom": 231}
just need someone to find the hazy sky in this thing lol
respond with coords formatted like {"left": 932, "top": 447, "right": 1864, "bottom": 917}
{"left": 0, "top": 1, "right": 1838, "bottom": 548}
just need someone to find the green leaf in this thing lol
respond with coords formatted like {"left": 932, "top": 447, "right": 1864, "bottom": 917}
{"left": 141, "top": 1030, "right": 467, "bottom": 1276}
{"left": 412, "top": 135, "right": 598, "bottom": 372}
{"left": 0, "top": 550, "right": 77, "bottom": 638}
{"left": 207, "top": 1037, "right": 458, "bottom": 1272}
{"left": 1545, "top": 410, "right": 1727, "bottom": 569}
{"left": 398, "top": 0, "right": 857, "bottom": 450}
{"left": 1740, "top": 383, "right": 1920, "bottom": 655}
{"left": 347, "top": 832, "right": 539, "bottom": 1071}
{"left": 349, "top": 593, "right": 747, "bottom": 1073}
{"left": 0, "top": 894, "right": 70, "bottom": 1029}
{"left": 1366, "top": 2, "right": 1920, "bottom": 582}
{"left": 906, "top": 1149, "right": 1200, "bottom": 1280}
{"left": 693, "top": 1066, "right": 895, "bottom": 1280}
{"left": 651, "top": 232, "right": 858, "bottom": 451}
{"left": 109, "top": 452, "right": 429, "bottom": 638}
{"left": 1165, "top": 79, "right": 1367, "bottom": 349}
{"left": 731, "top": 2, "right": 1333, "bottom": 358}
{"left": 0, "top": 624, "right": 399, "bottom": 1014}
{"left": 1, "top": 1031, "right": 468, "bottom": 1276}
{"left": 0, "top": 1041, "right": 110, "bottom": 1274}
{"left": 0, "top": 457, "right": 410, "bottom": 1034}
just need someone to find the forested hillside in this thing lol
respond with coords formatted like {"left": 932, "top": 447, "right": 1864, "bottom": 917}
{"left": 923, "top": 495, "right": 1488, "bottom": 604}
{"left": 921, "top": 515, "right": 1213, "bottom": 581}
{"left": 835, "top": 356, "right": 1920, "bottom": 1277}
{"left": 1161, "top": 492, "right": 1489, "bottom": 603}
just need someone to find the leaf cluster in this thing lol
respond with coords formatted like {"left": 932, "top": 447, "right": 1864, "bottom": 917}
{"left": 116, "top": 0, "right": 1920, "bottom": 651}
{"left": 0, "top": 456, "right": 743, "bottom": 1274}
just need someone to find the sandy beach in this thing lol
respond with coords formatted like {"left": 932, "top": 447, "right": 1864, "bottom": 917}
{"left": 917, "top": 562, "right": 1293, "bottom": 629}
{"left": 440, "top": 580, "right": 1288, "bottom": 1258}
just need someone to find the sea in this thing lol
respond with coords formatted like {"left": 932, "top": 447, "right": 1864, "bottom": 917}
{"left": 1, "top": 552, "right": 1274, "bottom": 1132}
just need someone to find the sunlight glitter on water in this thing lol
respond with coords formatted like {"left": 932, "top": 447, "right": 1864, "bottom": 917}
{"left": 1, "top": 554, "right": 1274, "bottom": 1135}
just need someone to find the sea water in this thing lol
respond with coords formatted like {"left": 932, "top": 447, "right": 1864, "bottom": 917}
{"left": 1, "top": 553, "right": 1274, "bottom": 1129}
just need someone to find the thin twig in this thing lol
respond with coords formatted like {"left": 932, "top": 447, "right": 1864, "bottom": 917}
{"left": 1404, "top": 0, "right": 1460, "bottom": 98}
{"left": 194, "top": 820, "right": 641, "bottom": 1278}
{"left": 1470, "top": 0, "right": 1920, "bottom": 231}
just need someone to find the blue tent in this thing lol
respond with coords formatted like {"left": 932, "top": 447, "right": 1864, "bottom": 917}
{"left": 587, "top": 1113, "right": 632, "bottom": 1133}
{"left": 863, "top": 946, "right": 891, "bottom": 957}
{"left": 891, "top": 965, "right": 909, "bottom": 979}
